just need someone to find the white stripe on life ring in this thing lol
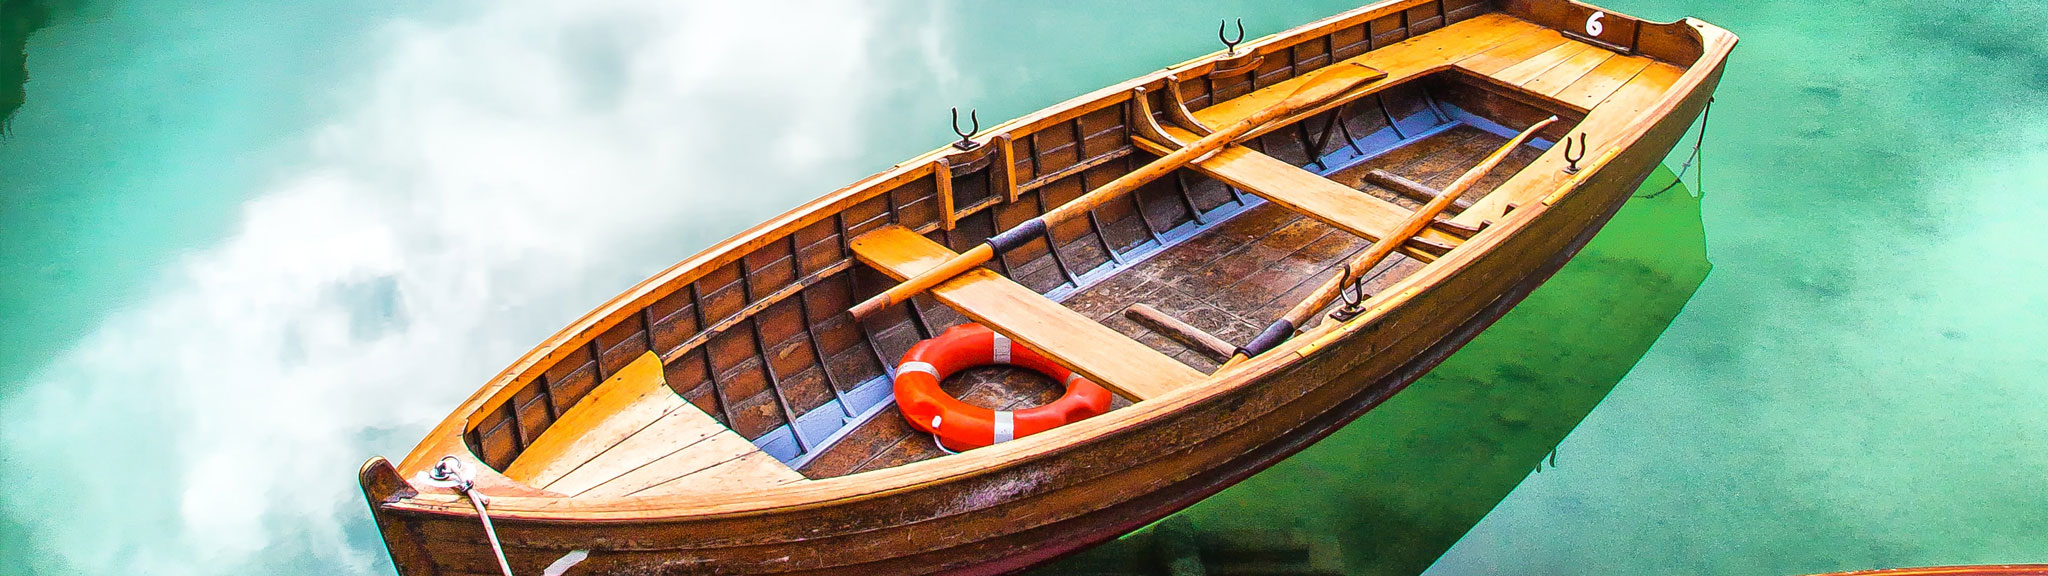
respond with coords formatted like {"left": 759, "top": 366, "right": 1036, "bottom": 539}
{"left": 993, "top": 411, "right": 1015, "bottom": 443}
{"left": 992, "top": 334, "right": 1012, "bottom": 364}
{"left": 898, "top": 361, "right": 938, "bottom": 379}
{"left": 1066, "top": 372, "right": 1084, "bottom": 385}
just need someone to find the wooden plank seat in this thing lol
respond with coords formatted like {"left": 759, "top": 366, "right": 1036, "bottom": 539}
{"left": 851, "top": 225, "right": 1202, "bottom": 401}
{"left": 502, "top": 352, "right": 803, "bottom": 497}
{"left": 1133, "top": 128, "right": 1461, "bottom": 261}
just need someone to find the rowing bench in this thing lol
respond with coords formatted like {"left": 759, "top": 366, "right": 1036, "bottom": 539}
{"left": 851, "top": 225, "right": 1200, "bottom": 401}
{"left": 1133, "top": 127, "right": 1462, "bottom": 261}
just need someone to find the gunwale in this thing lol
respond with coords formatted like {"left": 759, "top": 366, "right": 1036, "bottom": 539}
{"left": 382, "top": 0, "right": 1734, "bottom": 528}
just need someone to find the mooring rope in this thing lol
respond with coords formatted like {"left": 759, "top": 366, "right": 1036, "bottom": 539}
{"left": 430, "top": 456, "right": 517, "bottom": 576}
{"left": 1639, "top": 97, "right": 1714, "bottom": 199}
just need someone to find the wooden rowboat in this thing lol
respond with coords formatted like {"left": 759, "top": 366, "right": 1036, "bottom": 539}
{"left": 360, "top": 1, "right": 1735, "bottom": 574}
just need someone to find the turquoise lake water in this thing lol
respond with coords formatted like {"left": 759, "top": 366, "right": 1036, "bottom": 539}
{"left": 3, "top": 0, "right": 2045, "bottom": 574}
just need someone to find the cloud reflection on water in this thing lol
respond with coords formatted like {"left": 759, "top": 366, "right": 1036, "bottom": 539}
{"left": 0, "top": 1, "right": 954, "bottom": 573}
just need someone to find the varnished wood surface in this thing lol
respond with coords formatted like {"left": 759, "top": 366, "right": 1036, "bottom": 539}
{"left": 1186, "top": 10, "right": 1679, "bottom": 139}
{"left": 1188, "top": 13, "right": 1531, "bottom": 142}
{"left": 363, "top": 0, "right": 1736, "bottom": 573}
{"left": 502, "top": 351, "right": 803, "bottom": 498}
{"left": 1495, "top": 41, "right": 1598, "bottom": 86}
{"left": 1124, "top": 303, "right": 1236, "bottom": 362}
{"left": 1365, "top": 169, "right": 1473, "bottom": 211}
{"left": 499, "top": 352, "right": 684, "bottom": 489}
{"left": 1136, "top": 128, "right": 1456, "bottom": 261}
{"left": 1458, "top": 30, "right": 1573, "bottom": 77}
{"left": 1554, "top": 54, "right": 1655, "bottom": 110}
{"left": 853, "top": 225, "right": 1201, "bottom": 401}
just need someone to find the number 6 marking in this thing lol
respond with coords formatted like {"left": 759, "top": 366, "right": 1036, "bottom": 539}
{"left": 1586, "top": 11, "right": 1605, "bottom": 36}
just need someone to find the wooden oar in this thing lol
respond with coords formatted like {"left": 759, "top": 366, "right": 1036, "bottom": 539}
{"left": 849, "top": 62, "right": 1387, "bottom": 319}
{"left": 1220, "top": 115, "right": 1559, "bottom": 369}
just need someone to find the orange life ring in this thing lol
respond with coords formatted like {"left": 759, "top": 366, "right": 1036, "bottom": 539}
{"left": 894, "top": 324, "right": 1114, "bottom": 451}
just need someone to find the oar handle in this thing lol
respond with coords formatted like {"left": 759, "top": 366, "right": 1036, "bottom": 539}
{"left": 848, "top": 244, "right": 995, "bottom": 319}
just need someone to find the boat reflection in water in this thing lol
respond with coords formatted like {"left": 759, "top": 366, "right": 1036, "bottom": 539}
{"left": 2, "top": 0, "right": 56, "bottom": 131}
{"left": 1039, "top": 168, "right": 1712, "bottom": 576}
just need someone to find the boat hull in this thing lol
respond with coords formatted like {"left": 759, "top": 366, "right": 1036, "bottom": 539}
{"left": 363, "top": 0, "right": 1736, "bottom": 570}
{"left": 364, "top": 53, "right": 1724, "bottom": 576}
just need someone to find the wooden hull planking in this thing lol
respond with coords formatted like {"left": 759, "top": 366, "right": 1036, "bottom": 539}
{"left": 361, "top": 0, "right": 1735, "bottom": 574}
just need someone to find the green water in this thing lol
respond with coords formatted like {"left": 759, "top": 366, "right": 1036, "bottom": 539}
{"left": 2, "top": 0, "right": 2044, "bottom": 574}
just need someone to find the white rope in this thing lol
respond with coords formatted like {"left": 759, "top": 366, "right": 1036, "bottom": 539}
{"left": 432, "top": 456, "right": 516, "bottom": 576}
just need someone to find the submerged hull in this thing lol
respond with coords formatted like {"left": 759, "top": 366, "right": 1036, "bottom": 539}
{"left": 362, "top": 0, "right": 1734, "bottom": 574}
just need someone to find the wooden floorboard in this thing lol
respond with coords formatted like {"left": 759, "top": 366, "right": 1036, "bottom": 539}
{"left": 1523, "top": 45, "right": 1616, "bottom": 96}
{"left": 544, "top": 406, "right": 736, "bottom": 496}
{"left": 1455, "top": 28, "right": 1572, "bottom": 76}
{"left": 1494, "top": 41, "right": 1597, "bottom": 86}
{"left": 1210, "top": 227, "right": 1358, "bottom": 320}
{"left": 632, "top": 451, "right": 803, "bottom": 498}
{"left": 501, "top": 352, "right": 685, "bottom": 488}
{"left": 1552, "top": 54, "right": 1654, "bottom": 108}
{"left": 572, "top": 429, "right": 764, "bottom": 498}
{"left": 1171, "top": 216, "right": 1333, "bottom": 302}
{"left": 1407, "top": 130, "right": 1511, "bottom": 190}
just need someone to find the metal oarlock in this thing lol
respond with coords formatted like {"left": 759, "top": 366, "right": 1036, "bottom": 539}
{"left": 1562, "top": 132, "right": 1587, "bottom": 174}
{"left": 1220, "top": 19, "right": 1246, "bottom": 55}
{"left": 951, "top": 107, "right": 981, "bottom": 151}
{"left": 1329, "top": 263, "right": 1372, "bottom": 322}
